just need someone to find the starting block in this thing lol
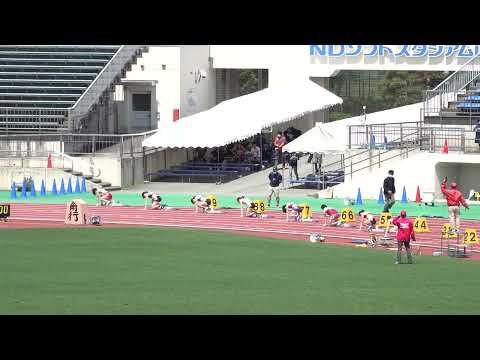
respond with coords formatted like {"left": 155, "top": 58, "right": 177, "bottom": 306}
{"left": 65, "top": 199, "right": 87, "bottom": 225}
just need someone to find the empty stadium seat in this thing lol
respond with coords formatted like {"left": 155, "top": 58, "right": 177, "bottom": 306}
{"left": 0, "top": 45, "right": 123, "bottom": 133}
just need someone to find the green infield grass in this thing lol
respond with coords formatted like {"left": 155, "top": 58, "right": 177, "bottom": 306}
{"left": 1, "top": 227, "right": 480, "bottom": 314}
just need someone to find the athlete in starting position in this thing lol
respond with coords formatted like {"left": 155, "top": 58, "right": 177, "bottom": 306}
{"left": 282, "top": 202, "right": 303, "bottom": 222}
{"left": 141, "top": 191, "right": 171, "bottom": 210}
{"left": 358, "top": 210, "right": 377, "bottom": 231}
{"left": 190, "top": 194, "right": 219, "bottom": 213}
{"left": 236, "top": 196, "right": 257, "bottom": 217}
{"left": 320, "top": 204, "right": 341, "bottom": 226}
{"left": 92, "top": 188, "right": 112, "bottom": 206}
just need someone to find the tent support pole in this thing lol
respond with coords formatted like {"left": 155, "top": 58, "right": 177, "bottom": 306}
{"left": 217, "top": 146, "right": 220, "bottom": 184}
{"left": 259, "top": 133, "right": 263, "bottom": 171}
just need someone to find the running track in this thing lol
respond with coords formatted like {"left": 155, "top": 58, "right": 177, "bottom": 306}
{"left": 4, "top": 203, "right": 480, "bottom": 260}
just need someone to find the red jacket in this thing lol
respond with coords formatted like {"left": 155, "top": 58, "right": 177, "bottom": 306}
{"left": 392, "top": 216, "right": 415, "bottom": 242}
{"left": 441, "top": 181, "right": 469, "bottom": 208}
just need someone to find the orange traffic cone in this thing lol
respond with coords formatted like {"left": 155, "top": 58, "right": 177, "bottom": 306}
{"left": 442, "top": 139, "right": 449, "bottom": 154}
{"left": 47, "top": 153, "right": 52, "bottom": 168}
{"left": 415, "top": 185, "right": 422, "bottom": 203}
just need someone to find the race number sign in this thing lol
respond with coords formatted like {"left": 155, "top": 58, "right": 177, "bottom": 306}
{"left": 441, "top": 223, "right": 457, "bottom": 238}
{"left": 0, "top": 204, "right": 11, "bottom": 219}
{"left": 475, "top": 192, "right": 480, "bottom": 201}
{"left": 299, "top": 204, "right": 312, "bottom": 219}
{"left": 207, "top": 195, "right": 218, "bottom": 209}
{"left": 253, "top": 200, "right": 266, "bottom": 214}
{"left": 378, "top": 212, "right": 392, "bottom": 228}
{"left": 414, "top": 217, "right": 430, "bottom": 232}
{"left": 340, "top": 208, "right": 355, "bottom": 222}
{"left": 463, "top": 228, "right": 479, "bottom": 244}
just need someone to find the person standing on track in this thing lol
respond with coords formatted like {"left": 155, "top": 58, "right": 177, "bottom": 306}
{"left": 392, "top": 210, "right": 415, "bottom": 264}
{"left": 273, "top": 132, "right": 286, "bottom": 170}
{"left": 267, "top": 167, "right": 282, "bottom": 208}
{"left": 383, "top": 170, "right": 396, "bottom": 212}
{"left": 441, "top": 177, "right": 469, "bottom": 234}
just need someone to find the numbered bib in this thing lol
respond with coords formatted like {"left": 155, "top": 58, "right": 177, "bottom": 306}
{"left": 463, "top": 228, "right": 479, "bottom": 244}
{"left": 299, "top": 204, "right": 312, "bottom": 219}
{"left": 378, "top": 212, "right": 392, "bottom": 228}
{"left": 441, "top": 223, "right": 457, "bottom": 238}
{"left": 413, "top": 217, "right": 430, "bottom": 232}
{"left": 207, "top": 195, "right": 218, "bottom": 209}
{"left": 253, "top": 200, "right": 266, "bottom": 214}
{"left": 340, "top": 208, "right": 355, "bottom": 222}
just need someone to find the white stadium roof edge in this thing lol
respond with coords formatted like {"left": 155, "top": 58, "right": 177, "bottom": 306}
{"left": 142, "top": 80, "right": 343, "bottom": 149}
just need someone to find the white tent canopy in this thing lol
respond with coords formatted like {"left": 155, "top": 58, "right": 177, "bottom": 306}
{"left": 282, "top": 122, "right": 347, "bottom": 154}
{"left": 142, "top": 80, "right": 343, "bottom": 149}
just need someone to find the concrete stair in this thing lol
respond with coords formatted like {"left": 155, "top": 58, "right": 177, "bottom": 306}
{"left": 61, "top": 170, "right": 121, "bottom": 191}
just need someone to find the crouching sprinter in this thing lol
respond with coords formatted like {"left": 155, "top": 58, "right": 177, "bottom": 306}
{"left": 282, "top": 202, "right": 303, "bottom": 222}
{"left": 141, "top": 191, "right": 171, "bottom": 210}
{"left": 320, "top": 204, "right": 342, "bottom": 226}
{"left": 392, "top": 210, "right": 416, "bottom": 264}
{"left": 236, "top": 196, "right": 257, "bottom": 218}
{"left": 92, "top": 188, "right": 112, "bottom": 206}
{"left": 358, "top": 210, "right": 377, "bottom": 232}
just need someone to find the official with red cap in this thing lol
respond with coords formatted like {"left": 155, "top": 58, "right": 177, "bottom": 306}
{"left": 392, "top": 210, "right": 415, "bottom": 264}
{"left": 441, "top": 177, "right": 469, "bottom": 234}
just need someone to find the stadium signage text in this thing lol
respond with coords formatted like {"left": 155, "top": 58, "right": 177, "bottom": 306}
{"left": 310, "top": 45, "right": 480, "bottom": 59}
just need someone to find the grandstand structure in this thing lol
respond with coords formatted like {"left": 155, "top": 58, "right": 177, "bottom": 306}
{"left": 423, "top": 53, "right": 480, "bottom": 126}
{"left": 0, "top": 45, "right": 148, "bottom": 133}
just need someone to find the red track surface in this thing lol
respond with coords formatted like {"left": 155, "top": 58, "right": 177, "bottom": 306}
{"left": 4, "top": 203, "right": 480, "bottom": 260}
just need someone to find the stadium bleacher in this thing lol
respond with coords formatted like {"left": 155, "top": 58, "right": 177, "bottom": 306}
{"left": 0, "top": 45, "right": 121, "bottom": 132}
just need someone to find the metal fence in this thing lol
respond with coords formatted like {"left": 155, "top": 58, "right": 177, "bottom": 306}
{"left": 348, "top": 123, "right": 480, "bottom": 153}
{"left": 348, "top": 122, "right": 422, "bottom": 149}
{"left": 0, "top": 129, "right": 158, "bottom": 158}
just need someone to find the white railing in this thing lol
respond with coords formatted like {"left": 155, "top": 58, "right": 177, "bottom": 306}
{"left": 69, "top": 45, "right": 147, "bottom": 123}
{"left": 424, "top": 53, "right": 480, "bottom": 115}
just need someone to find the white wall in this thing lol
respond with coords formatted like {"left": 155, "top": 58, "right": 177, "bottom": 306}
{"left": 332, "top": 152, "right": 480, "bottom": 201}
{"left": 124, "top": 46, "right": 181, "bottom": 126}
{"left": 124, "top": 45, "right": 217, "bottom": 124}
{"left": 179, "top": 45, "right": 216, "bottom": 117}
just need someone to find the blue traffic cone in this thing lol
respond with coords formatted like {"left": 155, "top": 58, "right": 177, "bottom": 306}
{"left": 356, "top": 187, "right": 363, "bottom": 205}
{"left": 67, "top": 177, "right": 73, "bottom": 194}
{"left": 377, "top": 188, "right": 384, "bottom": 204}
{"left": 10, "top": 182, "right": 16, "bottom": 199}
{"left": 59, "top": 178, "right": 66, "bottom": 195}
{"left": 74, "top": 177, "right": 81, "bottom": 193}
{"left": 52, "top": 179, "right": 58, "bottom": 195}
{"left": 21, "top": 179, "right": 27, "bottom": 198}
{"left": 81, "top": 177, "right": 87, "bottom": 193}
{"left": 401, "top": 186, "right": 408, "bottom": 203}
{"left": 30, "top": 180, "right": 36, "bottom": 197}
{"left": 40, "top": 179, "right": 46, "bottom": 196}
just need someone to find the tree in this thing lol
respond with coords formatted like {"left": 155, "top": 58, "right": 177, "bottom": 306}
{"left": 378, "top": 71, "right": 448, "bottom": 108}
{"left": 239, "top": 70, "right": 259, "bottom": 96}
